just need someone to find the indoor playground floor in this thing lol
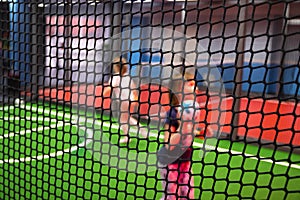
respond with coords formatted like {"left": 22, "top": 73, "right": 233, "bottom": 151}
{"left": 0, "top": 102, "right": 300, "bottom": 199}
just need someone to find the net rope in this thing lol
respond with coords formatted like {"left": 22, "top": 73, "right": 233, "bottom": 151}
{"left": 0, "top": 1, "right": 299, "bottom": 199}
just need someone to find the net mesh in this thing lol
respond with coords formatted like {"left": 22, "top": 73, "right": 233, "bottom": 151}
{"left": 0, "top": 0, "right": 299, "bottom": 199}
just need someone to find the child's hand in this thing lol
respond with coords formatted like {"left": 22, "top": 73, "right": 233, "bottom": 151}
{"left": 181, "top": 122, "right": 194, "bottom": 133}
{"left": 132, "top": 90, "right": 139, "bottom": 101}
{"left": 195, "top": 126, "right": 214, "bottom": 138}
{"left": 102, "top": 85, "right": 112, "bottom": 97}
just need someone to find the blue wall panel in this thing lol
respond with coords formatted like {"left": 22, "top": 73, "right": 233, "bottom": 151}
{"left": 9, "top": 0, "right": 31, "bottom": 88}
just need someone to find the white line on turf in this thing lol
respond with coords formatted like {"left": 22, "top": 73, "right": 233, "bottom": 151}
{"left": 2, "top": 105, "right": 72, "bottom": 119}
{"left": 3, "top": 116, "right": 58, "bottom": 122}
{"left": 0, "top": 118, "right": 93, "bottom": 165}
{"left": 0, "top": 121, "right": 66, "bottom": 139}
{"left": 0, "top": 141, "right": 81, "bottom": 164}
{"left": 0, "top": 105, "right": 299, "bottom": 170}
{"left": 191, "top": 141, "right": 300, "bottom": 170}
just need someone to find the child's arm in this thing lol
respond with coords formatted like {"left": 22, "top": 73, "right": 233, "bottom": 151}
{"left": 165, "top": 122, "right": 194, "bottom": 151}
{"left": 102, "top": 78, "right": 112, "bottom": 97}
{"left": 168, "top": 133, "right": 181, "bottom": 151}
{"left": 130, "top": 79, "right": 139, "bottom": 101}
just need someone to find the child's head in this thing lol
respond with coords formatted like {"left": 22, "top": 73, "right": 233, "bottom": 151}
{"left": 112, "top": 57, "right": 128, "bottom": 76}
{"left": 169, "top": 71, "right": 197, "bottom": 106}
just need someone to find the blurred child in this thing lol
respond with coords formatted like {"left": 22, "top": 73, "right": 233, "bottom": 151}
{"left": 158, "top": 72, "right": 213, "bottom": 199}
{"left": 103, "top": 57, "right": 148, "bottom": 143}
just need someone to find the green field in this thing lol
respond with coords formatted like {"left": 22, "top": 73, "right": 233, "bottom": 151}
{"left": 0, "top": 102, "right": 300, "bottom": 199}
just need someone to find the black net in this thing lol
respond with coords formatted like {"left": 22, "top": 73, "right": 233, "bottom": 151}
{"left": 0, "top": 0, "right": 299, "bottom": 199}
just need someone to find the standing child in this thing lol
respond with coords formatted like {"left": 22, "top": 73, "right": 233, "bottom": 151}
{"left": 103, "top": 57, "right": 148, "bottom": 143}
{"left": 158, "top": 71, "right": 211, "bottom": 200}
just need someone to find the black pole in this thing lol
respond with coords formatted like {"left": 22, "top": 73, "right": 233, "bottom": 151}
{"left": 110, "top": 1, "right": 122, "bottom": 58}
{"left": 231, "top": 0, "right": 249, "bottom": 141}
{"left": 64, "top": 0, "right": 72, "bottom": 86}
{"left": 30, "top": 0, "right": 39, "bottom": 101}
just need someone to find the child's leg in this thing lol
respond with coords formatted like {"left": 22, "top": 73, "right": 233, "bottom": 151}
{"left": 119, "top": 100, "right": 148, "bottom": 143}
{"left": 160, "top": 163, "right": 180, "bottom": 200}
{"left": 129, "top": 101, "right": 148, "bottom": 138}
{"left": 159, "top": 167, "right": 167, "bottom": 200}
{"left": 178, "top": 161, "right": 194, "bottom": 199}
{"left": 128, "top": 116, "right": 148, "bottom": 138}
{"left": 119, "top": 101, "right": 131, "bottom": 143}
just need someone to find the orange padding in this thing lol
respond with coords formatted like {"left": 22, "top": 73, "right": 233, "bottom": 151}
{"left": 37, "top": 84, "right": 300, "bottom": 146}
